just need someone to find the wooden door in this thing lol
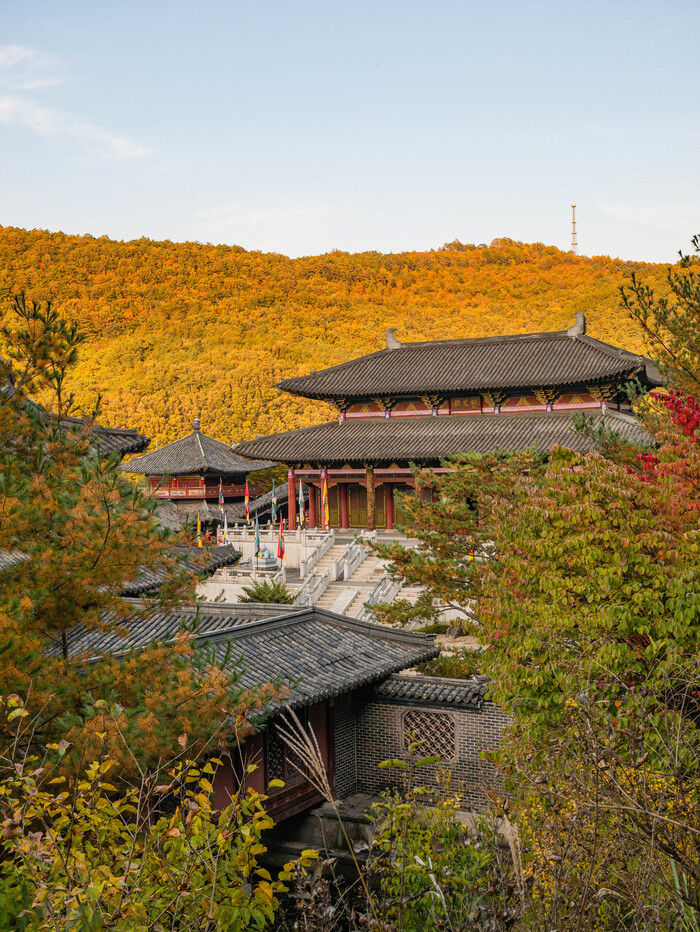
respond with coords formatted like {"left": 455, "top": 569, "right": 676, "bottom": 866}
{"left": 348, "top": 485, "right": 367, "bottom": 527}
{"left": 375, "top": 485, "right": 386, "bottom": 527}
{"left": 328, "top": 486, "right": 339, "bottom": 527}
{"left": 393, "top": 483, "right": 414, "bottom": 527}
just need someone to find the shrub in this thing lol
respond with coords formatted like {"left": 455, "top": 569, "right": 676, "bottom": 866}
{"left": 238, "top": 580, "right": 295, "bottom": 604}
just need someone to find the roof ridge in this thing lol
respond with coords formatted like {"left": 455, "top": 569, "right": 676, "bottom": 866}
{"left": 576, "top": 333, "right": 645, "bottom": 363}
{"left": 195, "top": 430, "right": 207, "bottom": 471}
{"left": 388, "top": 328, "right": 569, "bottom": 350}
{"left": 388, "top": 672, "right": 490, "bottom": 686}
{"left": 279, "top": 328, "right": 573, "bottom": 388}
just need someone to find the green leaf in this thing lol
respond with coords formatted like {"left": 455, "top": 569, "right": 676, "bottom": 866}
{"left": 378, "top": 759, "right": 409, "bottom": 770}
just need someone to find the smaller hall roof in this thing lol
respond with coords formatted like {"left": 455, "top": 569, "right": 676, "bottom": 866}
{"left": 119, "top": 544, "right": 243, "bottom": 596}
{"left": 76, "top": 420, "right": 150, "bottom": 457}
{"left": 122, "top": 418, "right": 274, "bottom": 478}
{"left": 3, "top": 384, "right": 149, "bottom": 459}
{"left": 278, "top": 316, "right": 662, "bottom": 401}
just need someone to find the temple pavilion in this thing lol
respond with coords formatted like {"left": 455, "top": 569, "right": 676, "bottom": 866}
{"left": 122, "top": 418, "right": 273, "bottom": 529}
{"left": 234, "top": 314, "right": 662, "bottom": 531}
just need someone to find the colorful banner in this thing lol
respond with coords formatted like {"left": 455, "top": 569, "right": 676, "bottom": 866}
{"left": 322, "top": 475, "right": 330, "bottom": 529}
{"left": 277, "top": 517, "right": 285, "bottom": 561}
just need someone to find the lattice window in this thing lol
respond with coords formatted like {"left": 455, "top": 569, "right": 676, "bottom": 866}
{"left": 402, "top": 709, "right": 457, "bottom": 761}
{"left": 266, "top": 717, "right": 308, "bottom": 790}
{"left": 266, "top": 728, "right": 286, "bottom": 783}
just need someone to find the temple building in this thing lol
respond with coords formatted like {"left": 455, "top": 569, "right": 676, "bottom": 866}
{"left": 62, "top": 601, "right": 508, "bottom": 819}
{"left": 122, "top": 418, "right": 273, "bottom": 530}
{"left": 234, "top": 315, "right": 662, "bottom": 531}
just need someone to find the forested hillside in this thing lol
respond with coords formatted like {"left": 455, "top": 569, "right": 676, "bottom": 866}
{"left": 0, "top": 226, "right": 671, "bottom": 446}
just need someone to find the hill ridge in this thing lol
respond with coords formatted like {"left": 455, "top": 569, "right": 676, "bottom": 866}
{"left": 0, "top": 225, "right": 668, "bottom": 446}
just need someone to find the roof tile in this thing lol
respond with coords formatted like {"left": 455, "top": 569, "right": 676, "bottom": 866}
{"left": 233, "top": 409, "right": 650, "bottom": 466}
{"left": 278, "top": 328, "right": 662, "bottom": 400}
{"left": 122, "top": 428, "right": 274, "bottom": 477}
{"left": 57, "top": 605, "right": 439, "bottom": 710}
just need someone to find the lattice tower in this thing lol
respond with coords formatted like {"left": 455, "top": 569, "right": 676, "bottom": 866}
{"left": 571, "top": 203, "right": 578, "bottom": 255}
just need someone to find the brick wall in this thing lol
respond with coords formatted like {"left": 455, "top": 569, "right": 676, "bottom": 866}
{"left": 353, "top": 696, "right": 511, "bottom": 809}
{"left": 332, "top": 692, "right": 358, "bottom": 799}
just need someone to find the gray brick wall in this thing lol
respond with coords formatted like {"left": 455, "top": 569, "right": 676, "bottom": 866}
{"left": 352, "top": 697, "right": 510, "bottom": 809}
{"left": 332, "top": 693, "right": 357, "bottom": 798}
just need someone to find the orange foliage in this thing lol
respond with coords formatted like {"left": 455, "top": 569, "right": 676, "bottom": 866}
{"left": 0, "top": 226, "right": 671, "bottom": 445}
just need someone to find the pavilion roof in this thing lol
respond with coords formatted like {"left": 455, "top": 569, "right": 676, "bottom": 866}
{"left": 3, "top": 385, "right": 150, "bottom": 459}
{"left": 155, "top": 499, "right": 247, "bottom": 529}
{"left": 55, "top": 604, "right": 439, "bottom": 710}
{"left": 232, "top": 408, "right": 650, "bottom": 467}
{"left": 122, "top": 419, "right": 274, "bottom": 477}
{"left": 278, "top": 316, "right": 662, "bottom": 401}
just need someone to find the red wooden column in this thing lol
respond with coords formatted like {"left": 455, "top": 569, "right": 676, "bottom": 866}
{"left": 320, "top": 469, "right": 328, "bottom": 531}
{"left": 385, "top": 482, "right": 394, "bottom": 530}
{"left": 308, "top": 482, "right": 318, "bottom": 528}
{"left": 339, "top": 483, "right": 349, "bottom": 529}
{"left": 287, "top": 468, "right": 296, "bottom": 531}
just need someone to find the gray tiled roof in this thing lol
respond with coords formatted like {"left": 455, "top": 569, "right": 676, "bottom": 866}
{"left": 153, "top": 501, "right": 189, "bottom": 532}
{"left": 156, "top": 500, "right": 244, "bottom": 529}
{"left": 81, "top": 422, "right": 150, "bottom": 457}
{"left": 375, "top": 673, "right": 491, "bottom": 709}
{"left": 57, "top": 602, "right": 292, "bottom": 657}
{"left": 0, "top": 550, "right": 26, "bottom": 571}
{"left": 11, "top": 396, "right": 150, "bottom": 459}
{"left": 278, "top": 324, "right": 662, "bottom": 401}
{"left": 1, "top": 544, "right": 240, "bottom": 596}
{"left": 120, "top": 545, "right": 243, "bottom": 596}
{"left": 122, "top": 427, "right": 274, "bottom": 478}
{"left": 60, "top": 605, "right": 439, "bottom": 709}
{"left": 232, "top": 409, "right": 650, "bottom": 467}
{"left": 228, "top": 482, "right": 309, "bottom": 521}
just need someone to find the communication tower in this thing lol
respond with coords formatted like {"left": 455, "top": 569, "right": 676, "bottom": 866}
{"left": 571, "top": 203, "right": 578, "bottom": 255}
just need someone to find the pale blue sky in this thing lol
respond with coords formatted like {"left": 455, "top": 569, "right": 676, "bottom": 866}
{"left": 2, "top": 1, "right": 698, "bottom": 261}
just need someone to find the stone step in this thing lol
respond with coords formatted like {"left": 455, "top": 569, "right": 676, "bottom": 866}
{"left": 398, "top": 587, "right": 423, "bottom": 605}
{"left": 314, "top": 585, "right": 360, "bottom": 615}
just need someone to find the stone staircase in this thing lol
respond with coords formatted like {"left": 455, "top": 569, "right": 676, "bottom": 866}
{"left": 314, "top": 584, "right": 359, "bottom": 613}
{"left": 397, "top": 585, "right": 423, "bottom": 605}
{"left": 345, "top": 554, "right": 386, "bottom": 584}
{"left": 295, "top": 546, "right": 425, "bottom": 618}
{"left": 312, "top": 543, "right": 348, "bottom": 579}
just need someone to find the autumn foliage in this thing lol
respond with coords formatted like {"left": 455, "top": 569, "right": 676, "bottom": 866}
{"left": 0, "top": 296, "right": 278, "bottom": 778}
{"left": 0, "top": 226, "right": 672, "bottom": 446}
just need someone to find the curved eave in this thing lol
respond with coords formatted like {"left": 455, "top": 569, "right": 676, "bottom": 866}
{"left": 122, "top": 464, "right": 272, "bottom": 478}
{"left": 233, "top": 410, "right": 652, "bottom": 469}
{"left": 278, "top": 367, "right": 660, "bottom": 403}
{"left": 274, "top": 644, "right": 440, "bottom": 712}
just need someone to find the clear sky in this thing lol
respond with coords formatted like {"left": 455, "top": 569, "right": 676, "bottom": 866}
{"left": 2, "top": 1, "right": 698, "bottom": 262}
